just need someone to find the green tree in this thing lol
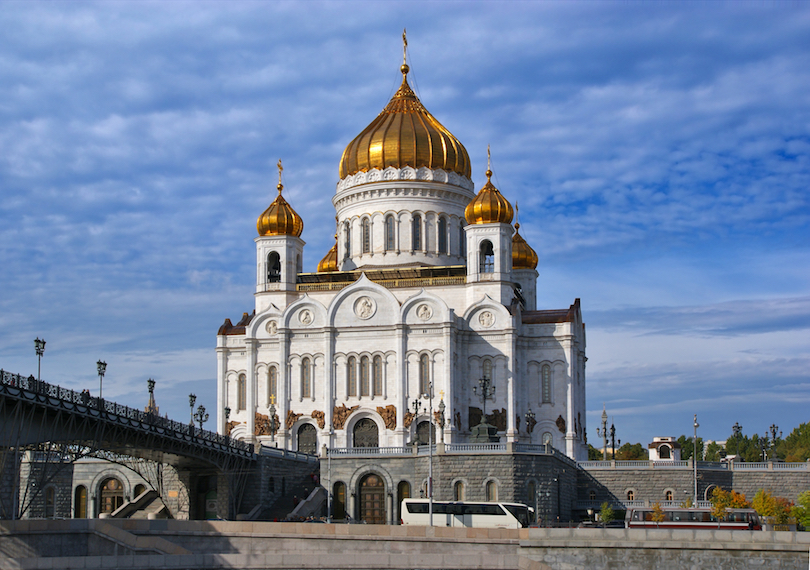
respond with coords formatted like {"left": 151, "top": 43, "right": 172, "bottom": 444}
{"left": 651, "top": 502, "right": 665, "bottom": 528}
{"left": 587, "top": 444, "right": 603, "bottom": 460}
{"left": 711, "top": 488, "right": 750, "bottom": 524}
{"left": 616, "top": 442, "right": 647, "bottom": 460}
{"left": 777, "top": 423, "right": 810, "bottom": 462}
{"left": 677, "top": 435, "right": 704, "bottom": 460}
{"left": 790, "top": 491, "right": 810, "bottom": 529}
{"left": 753, "top": 489, "right": 793, "bottom": 525}
{"left": 725, "top": 432, "right": 765, "bottom": 462}
{"left": 704, "top": 441, "right": 724, "bottom": 462}
{"left": 599, "top": 501, "right": 615, "bottom": 526}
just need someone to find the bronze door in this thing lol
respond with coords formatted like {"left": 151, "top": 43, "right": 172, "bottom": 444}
{"left": 359, "top": 474, "right": 385, "bottom": 524}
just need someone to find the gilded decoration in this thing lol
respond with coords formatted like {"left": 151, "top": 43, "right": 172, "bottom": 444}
{"left": 377, "top": 405, "right": 397, "bottom": 430}
{"left": 257, "top": 160, "right": 304, "bottom": 237}
{"left": 287, "top": 410, "right": 304, "bottom": 430}
{"left": 465, "top": 150, "right": 514, "bottom": 225}
{"left": 311, "top": 410, "right": 325, "bottom": 430}
{"left": 332, "top": 404, "right": 359, "bottom": 430}
{"left": 512, "top": 223, "right": 538, "bottom": 270}
{"left": 317, "top": 242, "right": 338, "bottom": 273}
{"left": 556, "top": 415, "right": 566, "bottom": 434}
{"left": 403, "top": 411, "right": 415, "bottom": 428}
{"left": 255, "top": 412, "right": 279, "bottom": 436}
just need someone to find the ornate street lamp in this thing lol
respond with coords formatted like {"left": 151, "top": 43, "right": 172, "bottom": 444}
{"left": 693, "top": 414, "right": 700, "bottom": 504}
{"left": 437, "top": 397, "right": 446, "bottom": 444}
{"left": 194, "top": 404, "right": 209, "bottom": 431}
{"left": 268, "top": 397, "right": 277, "bottom": 443}
{"left": 596, "top": 404, "right": 608, "bottom": 460}
{"left": 189, "top": 393, "right": 196, "bottom": 424}
{"left": 524, "top": 408, "right": 535, "bottom": 440}
{"left": 34, "top": 338, "right": 45, "bottom": 382}
{"left": 96, "top": 360, "right": 107, "bottom": 400}
{"left": 732, "top": 422, "right": 742, "bottom": 459}
{"left": 473, "top": 376, "right": 495, "bottom": 421}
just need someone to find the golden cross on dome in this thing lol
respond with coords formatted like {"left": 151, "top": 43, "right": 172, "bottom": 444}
{"left": 439, "top": 390, "right": 445, "bottom": 400}
{"left": 403, "top": 28, "right": 408, "bottom": 59}
{"left": 269, "top": 394, "right": 276, "bottom": 405}
{"left": 515, "top": 201, "right": 520, "bottom": 230}
{"left": 277, "top": 159, "right": 284, "bottom": 192}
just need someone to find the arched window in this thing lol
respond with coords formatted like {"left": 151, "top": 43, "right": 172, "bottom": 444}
{"left": 74, "top": 485, "right": 87, "bottom": 519}
{"left": 438, "top": 217, "right": 447, "bottom": 253}
{"left": 333, "top": 481, "right": 346, "bottom": 519}
{"left": 353, "top": 418, "right": 379, "bottom": 448}
{"left": 412, "top": 215, "right": 422, "bottom": 251}
{"left": 100, "top": 478, "right": 124, "bottom": 515}
{"left": 362, "top": 218, "right": 371, "bottom": 254}
{"left": 665, "top": 490, "right": 673, "bottom": 501}
{"left": 301, "top": 358, "right": 312, "bottom": 399}
{"left": 267, "top": 252, "right": 281, "bottom": 283}
{"left": 372, "top": 355, "right": 383, "bottom": 396}
{"left": 480, "top": 240, "right": 494, "bottom": 273}
{"left": 483, "top": 359, "right": 492, "bottom": 380}
{"left": 541, "top": 365, "right": 552, "bottom": 404}
{"left": 344, "top": 221, "right": 351, "bottom": 258}
{"left": 542, "top": 431, "right": 553, "bottom": 446}
{"left": 297, "top": 424, "right": 317, "bottom": 455}
{"left": 237, "top": 374, "right": 246, "bottom": 411}
{"left": 419, "top": 354, "right": 430, "bottom": 397}
{"left": 385, "top": 215, "right": 395, "bottom": 251}
{"left": 45, "top": 487, "right": 55, "bottom": 518}
{"left": 659, "top": 445, "right": 671, "bottom": 459}
{"left": 360, "top": 356, "right": 370, "bottom": 397}
{"left": 486, "top": 480, "right": 498, "bottom": 502}
{"left": 397, "top": 481, "right": 411, "bottom": 522}
{"left": 268, "top": 366, "right": 277, "bottom": 405}
{"left": 589, "top": 489, "right": 597, "bottom": 502}
{"left": 347, "top": 357, "right": 357, "bottom": 397}
{"left": 459, "top": 225, "right": 466, "bottom": 257}
{"left": 416, "top": 421, "right": 434, "bottom": 446}
{"left": 627, "top": 490, "right": 635, "bottom": 501}
{"left": 454, "top": 481, "right": 465, "bottom": 501}
{"left": 134, "top": 484, "right": 146, "bottom": 497}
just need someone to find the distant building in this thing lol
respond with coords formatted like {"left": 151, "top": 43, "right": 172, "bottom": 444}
{"left": 648, "top": 437, "right": 682, "bottom": 461}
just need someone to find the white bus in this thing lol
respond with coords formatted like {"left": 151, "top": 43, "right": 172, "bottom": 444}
{"left": 400, "top": 499, "right": 533, "bottom": 528}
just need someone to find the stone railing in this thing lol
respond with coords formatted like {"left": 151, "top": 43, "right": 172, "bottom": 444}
{"left": 259, "top": 445, "right": 319, "bottom": 463}
{"left": 576, "top": 499, "right": 712, "bottom": 510}
{"left": 578, "top": 459, "right": 808, "bottom": 472}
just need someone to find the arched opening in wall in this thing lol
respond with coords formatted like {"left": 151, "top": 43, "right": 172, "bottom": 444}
{"left": 297, "top": 424, "right": 317, "bottom": 455}
{"left": 353, "top": 418, "right": 379, "bottom": 448}
{"left": 397, "top": 481, "right": 410, "bottom": 524}
{"left": 359, "top": 474, "right": 385, "bottom": 524}
{"left": 385, "top": 215, "right": 395, "bottom": 251}
{"left": 74, "top": 485, "right": 87, "bottom": 519}
{"left": 438, "top": 217, "right": 447, "bottom": 253}
{"left": 237, "top": 374, "right": 246, "bottom": 411}
{"left": 419, "top": 354, "right": 430, "bottom": 397}
{"left": 415, "top": 420, "right": 434, "bottom": 446}
{"left": 344, "top": 222, "right": 351, "bottom": 258}
{"left": 267, "top": 252, "right": 281, "bottom": 283}
{"left": 412, "top": 215, "right": 422, "bottom": 251}
{"left": 134, "top": 484, "right": 146, "bottom": 498}
{"left": 268, "top": 366, "right": 278, "bottom": 405}
{"left": 626, "top": 490, "right": 635, "bottom": 501}
{"left": 360, "top": 356, "right": 370, "bottom": 397}
{"left": 542, "top": 432, "right": 553, "bottom": 447}
{"left": 480, "top": 240, "right": 494, "bottom": 273}
{"left": 665, "top": 490, "right": 673, "bottom": 501}
{"left": 541, "top": 365, "right": 552, "bottom": 404}
{"left": 454, "top": 481, "right": 465, "bottom": 501}
{"left": 301, "top": 357, "right": 312, "bottom": 399}
{"left": 362, "top": 218, "right": 371, "bottom": 254}
{"left": 704, "top": 485, "right": 717, "bottom": 501}
{"left": 45, "top": 487, "right": 55, "bottom": 518}
{"left": 486, "top": 480, "right": 498, "bottom": 502}
{"left": 100, "top": 477, "right": 124, "bottom": 515}
{"left": 347, "top": 356, "right": 357, "bottom": 397}
{"left": 333, "top": 481, "right": 346, "bottom": 519}
{"left": 372, "top": 356, "right": 383, "bottom": 396}
{"left": 658, "top": 445, "right": 671, "bottom": 459}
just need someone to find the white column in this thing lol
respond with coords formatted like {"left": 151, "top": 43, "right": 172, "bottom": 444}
{"left": 443, "top": 323, "right": 453, "bottom": 443}
{"left": 279, "top": 329, "right": 291, "bottom": 449}
{"left": 506, "top": 330, "right": 517, "bottom": 442}
{"left": 325, "top": 327, "right": 335, "bottom": 434}
{"left": 564, "top": 337, "right": 576, "bottom": 458}
{"left": 395, "top": 324, "right": 407, "bottom": 444}
{"left": 245, "top": 339, "right": 258, "bottom": 444}
{"left": 216, "top": 345, "right": 227, "bottom": 434}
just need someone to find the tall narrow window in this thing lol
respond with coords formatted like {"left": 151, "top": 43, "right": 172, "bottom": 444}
{"left": 347, "top": 357, "right": 357, "bottom": 397}
{"left": 483, "top": 359, "right": 492, "bottom": 381}
{"left": 238, "top": 374, "right": 246, "bottom": 411}
{"left": 301, "top": 357, "right": 311, "bottom": 399}
{"left": 360, "top": 356, "right": 370, "bottom": 397}
{"left": 372, "top": 355, "right": 383, "bottom": 396}
{"left": 480, "top": 240, "right": 494, "bottom": 273}
{"left": 74, "top": 486, "right": 87, "bottom": 519}
{"left": 460, "top": 225, "right": 466, "bottom": 257}
{"left": 385, "top": 215, "right": 395, "bottom": 251}
{"left": 454, "top": 481, "right": 465, "bottom": 501}
{"left": 267, "top": 252, "right": 281, "bottom": 283}
{"left": 412, "top": 215, "right": 421, "bottom": 251}
{"left": 541, "top": 365, "right": 551, "bottom": 404}
{"left": 268, "top": 366, "right": 277, "bottom": 405}
{"left": 45, "top": 487, "right": 55, "bottom": 518}
{"left": 438, "top": 217, "right": 447, "bottom": 254}
{"left": 419, "top": 354, "right": 430, "bottom": 397}
{"left": 486, "top": 480, "right": 498, "bottom": 502}
{"left": 362, "top": 218, "right": 370, "bottom": 254}
{"left": 344, "top": 221, "right": 351, "bottom": 258}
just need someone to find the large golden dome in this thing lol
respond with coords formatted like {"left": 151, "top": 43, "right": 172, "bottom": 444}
{"left": 512, "top": 223, "right": 538, "bottom": 270}
{"left": 464, "top": 168, "right": 514, "bottom": 225}
{"left": 317, "top": 240, "right": 338, "bottom": 272}
{"left": 339, "top": 64, "right": 471, "bottom": 180}
{"left": 257, "top": 183, "right": 304, "bottom": 237}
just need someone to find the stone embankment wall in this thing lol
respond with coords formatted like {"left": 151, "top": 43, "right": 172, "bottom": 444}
{"left": 2, "top": 519, "right": 809, "bottom": 570}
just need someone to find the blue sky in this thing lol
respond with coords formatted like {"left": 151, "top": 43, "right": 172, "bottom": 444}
{"left": 1, "top": 1, "right": 808, "bottom": 448}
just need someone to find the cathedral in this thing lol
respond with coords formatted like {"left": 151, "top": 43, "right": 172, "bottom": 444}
{"left": 216, "top": 40, "right": 588, "bottom": 463}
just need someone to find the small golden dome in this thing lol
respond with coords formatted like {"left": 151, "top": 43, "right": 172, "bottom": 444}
{"left": 257, "top": 183, "right": 304, "bottom": 237}
{"left": 317, "top": 239, "right": 339, "bottom": 273}
{"left": 512, "top": 224, "right": 538, "bottom": 270}
{"left": 339, "top": 65, "right": 471, "bottom": 180}
{"left": 464, "top": 168, "right": 514, "bottom": 225}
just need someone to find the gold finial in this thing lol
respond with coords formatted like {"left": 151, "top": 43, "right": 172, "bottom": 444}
{"left": 439, "top": 390, "right": 445, "bottom": 400}
{"left": 486, "top": 145, "right": 492, "bottom": 179}
{"left": 270, "top": 394, "right": 276, "bottom": 405}
{"left": 277, "top": 159, "right": 284, "bottom": 192}
{"left": 401, "top": 28, "right": 409, "bottom": 76}
{"left": 515, "top": 201, "right": 520, "bottom": 231}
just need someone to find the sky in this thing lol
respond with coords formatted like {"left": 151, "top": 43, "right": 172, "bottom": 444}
{"left": 0, "top": 1, "right": 808, "bottom": 449}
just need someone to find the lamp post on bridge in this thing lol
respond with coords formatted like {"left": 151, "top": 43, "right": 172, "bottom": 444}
{"left": 34, "top": 338, "right": 45, "bottom": 382}
{"left": 189, "top": 394, "right": 196, "bottom": 424}
{"left": 525, "top": 408, "right": 535, "bottom": 442}
{"left": 224, "top": 407, "right": 230, "bottom": 434}
{"left": 194, "top": 404, "right": 209, "bottom": 431}
{"left": 96, "top": 360, "right": 107, "bottom": 400}
{"left": 596, "top": 404, "right": 608, "bottom": 460}
{"left": 268, "top": 396, "right": 277, "bottom": 444}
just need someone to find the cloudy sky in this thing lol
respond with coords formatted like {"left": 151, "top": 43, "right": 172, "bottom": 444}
{"left": 1, "top": 1, "right": 808, "bottom": 449}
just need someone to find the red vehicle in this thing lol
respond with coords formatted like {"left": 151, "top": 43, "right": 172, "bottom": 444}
{"left": 626, "top": 507, "right": 761, "bottom": 530}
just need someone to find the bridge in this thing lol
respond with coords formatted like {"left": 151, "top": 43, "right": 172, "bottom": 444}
{"left": 0, "top": 369, "right": 258, "bottom": 520}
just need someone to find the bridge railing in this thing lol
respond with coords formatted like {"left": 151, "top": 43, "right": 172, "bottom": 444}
{"left": 0, "top": 369, "right": 253, "bottom": 457}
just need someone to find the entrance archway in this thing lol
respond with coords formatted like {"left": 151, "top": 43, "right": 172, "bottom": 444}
{"left": 99, "top": 478, "right": 124, "bottom": 515}
{"left": 415, "top": 420, "right": 434, "bottom": 445}
{"left": 397, "top": 481, "right": 410, "bottom": 524}
{"left": 353, "top": 418, "right": 379, "bottom": 448}
{"left": 74, "top": 486, "right": 87, "bottom": 518}
{"left": 298, "top": 423, "right": 317, "bottom": 454}
{"left": 358, "top": 473, "right": 385, "bottom": 524}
